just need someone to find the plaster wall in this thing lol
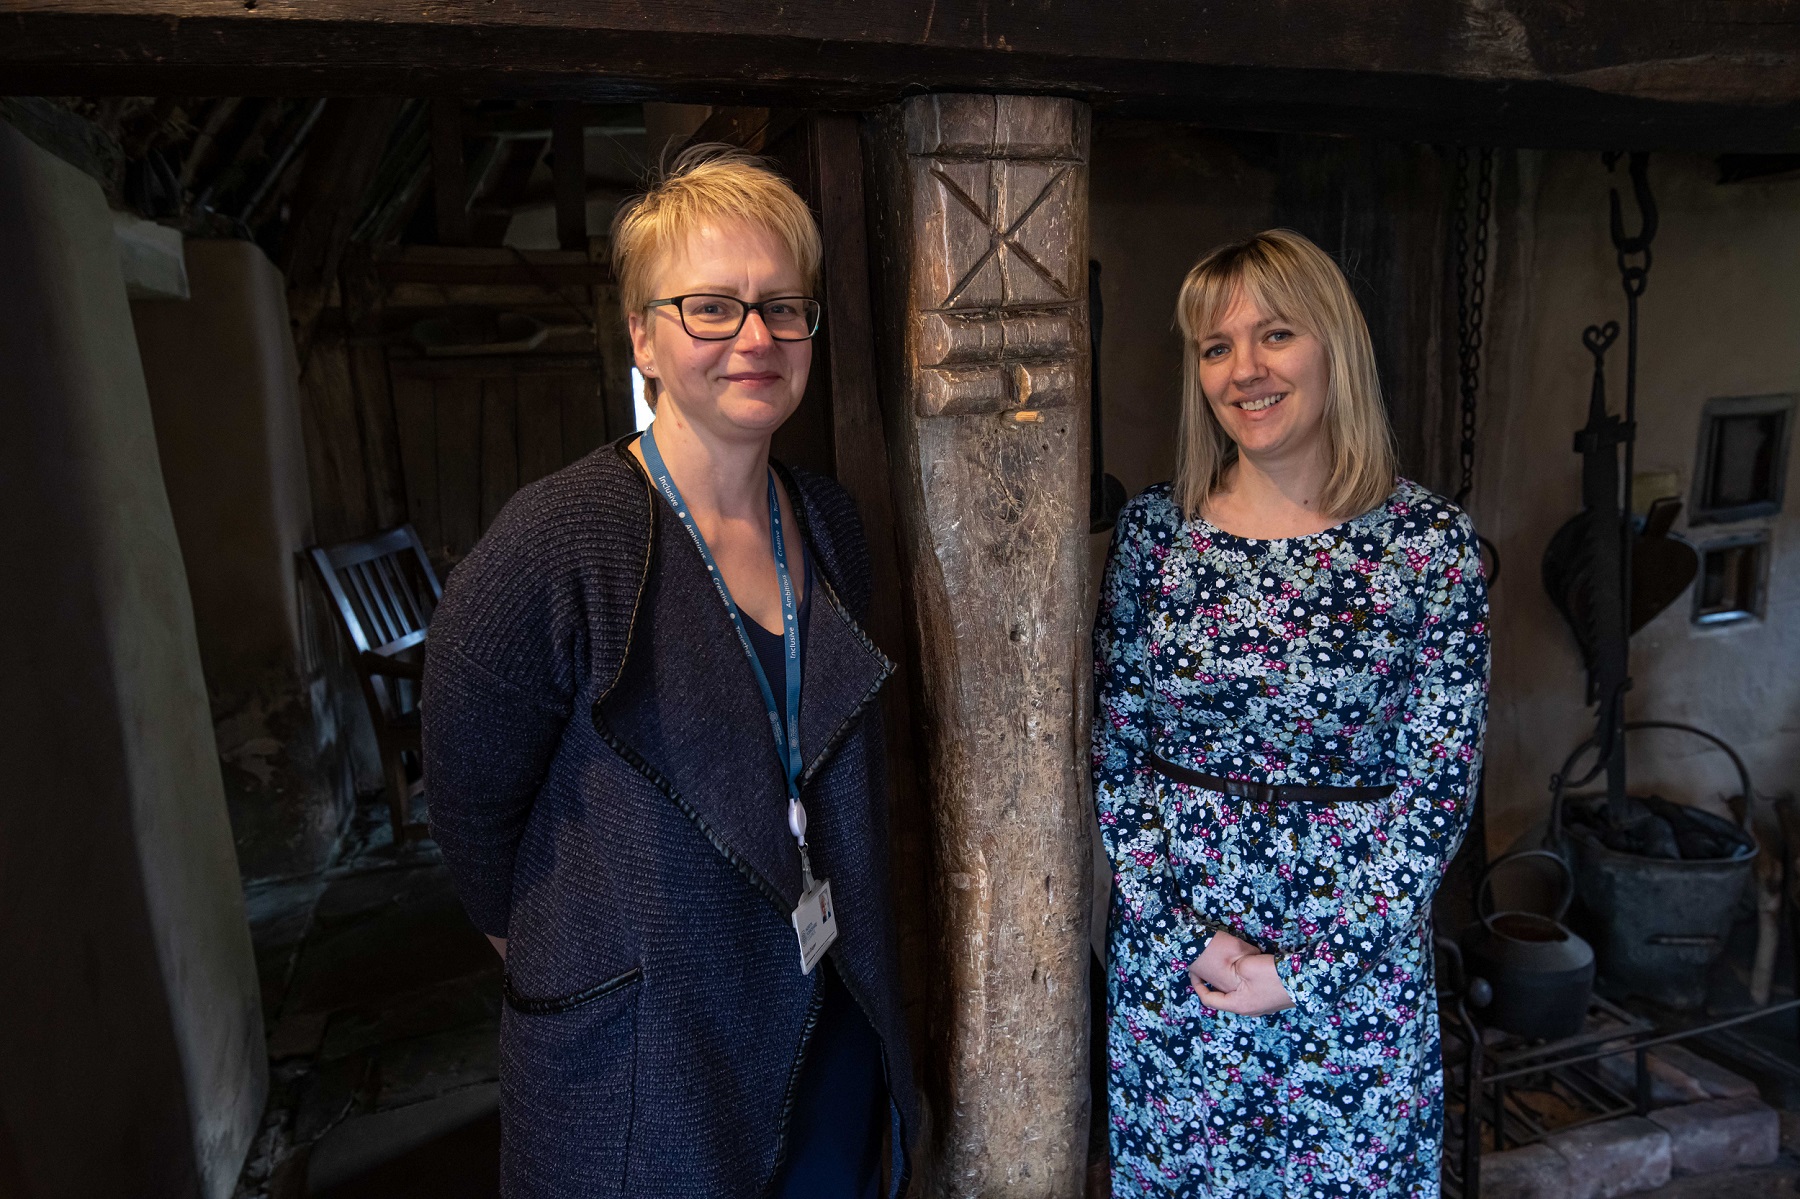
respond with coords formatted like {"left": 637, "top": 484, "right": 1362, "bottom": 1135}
{"left": 0, "top": 124, "right": 266, "bottom": 1199}
{"left": 133, "top": 239, "right": 363, "bottom": 878}
{"left": 133, "top": 240, "right": 313, "bottom": 690}
{"left": 1474, "top": 151, "right": 1800, "bottom": 853}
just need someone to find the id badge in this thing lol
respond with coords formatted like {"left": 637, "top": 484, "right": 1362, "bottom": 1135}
{"left": 791, "top": 878, "right": 838, "bottom": 975}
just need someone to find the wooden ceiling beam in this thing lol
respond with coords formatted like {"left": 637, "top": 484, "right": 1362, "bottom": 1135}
{"left": 5, "top": 1, "right": 1800, "bottom": 150}
{"left": 464, "top": 103, "right": 642, "bottom": 138}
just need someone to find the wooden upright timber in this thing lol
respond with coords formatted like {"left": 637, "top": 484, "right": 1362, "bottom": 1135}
{"left": 5, "top": 1, "right": 1800, "bottom": 150}
{"left": 871, "top": 94, "right": 1093, "bottom": 1197}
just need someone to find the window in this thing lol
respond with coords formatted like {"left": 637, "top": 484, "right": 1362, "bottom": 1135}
{"left": 1693, "top": 533, "right": 1770, "bottom": 626}
{"left": 1691, "top": 394, "right": 1795, "bottom": 524}
{"left": 632, "top": 367, "right": 654, "bottom": 432}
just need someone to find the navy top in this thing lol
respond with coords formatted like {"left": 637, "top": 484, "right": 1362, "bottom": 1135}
{"left": 744, "top": 553, "right": 887, "bottom": 1198}
{"left": 423, "top": 445, "right": 919, "bottom": 1197}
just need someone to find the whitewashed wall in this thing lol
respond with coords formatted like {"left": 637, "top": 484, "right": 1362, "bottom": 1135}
{"left": 1475, "top": 150, "right": 1800, "bottom": 853}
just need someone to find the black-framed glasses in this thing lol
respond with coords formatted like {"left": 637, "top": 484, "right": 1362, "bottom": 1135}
{"left": 645, "top": 294, "right": 822, "bottom": 341}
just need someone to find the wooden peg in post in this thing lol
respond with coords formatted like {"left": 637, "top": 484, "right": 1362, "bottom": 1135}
{"left": 1010, "top": 362, "right": 1043, "bottom": 423}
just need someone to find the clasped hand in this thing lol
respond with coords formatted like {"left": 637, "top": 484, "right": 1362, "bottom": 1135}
{"left": 1189, "top": 930, "right": 1296, "bottom": 1016}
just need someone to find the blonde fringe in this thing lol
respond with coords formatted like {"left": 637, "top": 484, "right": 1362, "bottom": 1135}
{"left": 610, "top": 143, "right": 821, "bottom": 318}
{"left": 1171, "top": 228, "right": 1397, "bottom": 522}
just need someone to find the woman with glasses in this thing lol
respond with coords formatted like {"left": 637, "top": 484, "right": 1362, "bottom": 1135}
{"left": 425, "top": 145, "right": 916, "bottom": 1199}
{"left": 1094, "top": 230, "right": 1489, "bottom": 1197}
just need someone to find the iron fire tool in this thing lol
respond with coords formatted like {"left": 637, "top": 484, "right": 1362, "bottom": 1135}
{"left": 1541, "top": 151, "right": 1699, "bottom": 816}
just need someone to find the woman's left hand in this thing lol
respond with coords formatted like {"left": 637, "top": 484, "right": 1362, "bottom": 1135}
{"left": 1193, "top": 952, "right": 1296, "bottom": 1016}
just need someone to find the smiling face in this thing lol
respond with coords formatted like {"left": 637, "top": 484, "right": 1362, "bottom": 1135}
{"left": 627, "top": 217, "right": 812, "bottom": 446}
{"left": 1195, "top": 287, "right": 1332, "bottom": 467}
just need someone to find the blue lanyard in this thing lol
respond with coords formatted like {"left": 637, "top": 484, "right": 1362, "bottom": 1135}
{"left": 639, "top": 426, "right": 815, "bottom": 880}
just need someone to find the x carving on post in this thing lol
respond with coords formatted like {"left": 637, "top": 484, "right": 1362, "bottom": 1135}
{"left": 930, "top": 162, "right": 1076, "bottom": 309}
{"left": 902, "top": 93, "right": 1088, "bottom": 418}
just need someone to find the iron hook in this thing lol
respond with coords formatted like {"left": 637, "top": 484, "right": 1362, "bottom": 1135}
{"left": 1608, "top": 151, "right": 1658, "bottom": 256}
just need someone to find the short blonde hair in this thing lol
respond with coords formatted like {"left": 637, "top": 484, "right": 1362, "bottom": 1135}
{"left": 1172, "top": 228, "right": 1397, "bottom": 521}
{"left": 610, "top": 143, "right": 822, "bottom": 317}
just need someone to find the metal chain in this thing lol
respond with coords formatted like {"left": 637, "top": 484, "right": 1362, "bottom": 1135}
{"left": 1454, "top": 146, "right": 1495, "bottom": 509}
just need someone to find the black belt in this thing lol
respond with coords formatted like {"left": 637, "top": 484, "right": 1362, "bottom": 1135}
{"left": 1149, "top": 752, "right": 1394, "bottom": 804}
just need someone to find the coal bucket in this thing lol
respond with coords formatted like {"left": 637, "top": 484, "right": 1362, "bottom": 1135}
{"left": 1550, "top": 721, "right": 1758, "bottom": 1011}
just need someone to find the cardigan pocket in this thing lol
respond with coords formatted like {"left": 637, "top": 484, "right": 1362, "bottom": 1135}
{"left": 498, "top": 967, "right": 642, "bottom": 1195}
{"left": 503, "top": 965, "right": 644, "bottom": 1015}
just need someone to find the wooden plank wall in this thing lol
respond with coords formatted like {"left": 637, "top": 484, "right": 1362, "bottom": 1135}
{"left": 390, "top": 357, "right": 609, "bottom": 565}
{"left": 299, "top": 245, "right": 631, "bottom": 567}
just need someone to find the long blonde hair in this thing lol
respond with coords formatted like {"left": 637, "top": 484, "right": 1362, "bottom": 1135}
{"left": 1172, "top": 228, "right": 1396, "bottom": 520}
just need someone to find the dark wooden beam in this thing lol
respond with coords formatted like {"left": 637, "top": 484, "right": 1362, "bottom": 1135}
{"left": 5, "top": 1, "right": 1800, "bottom": 150}
{"left": 679, "top": 106, "right": 803, "bottom": 156}
{"left": 469, "top": 134, "right": 546, "bottom": 245}
{"left": 281, "top": 97, "right": 404, "bottom": 355}
{"left": 809, "top": 109, "right": 933, "bottom": 1106}
{"left": 429, "top": 97, "right": 469, "bottom": 246}
{"left": 550, "top": 100, "right": 585, "bottom": 251}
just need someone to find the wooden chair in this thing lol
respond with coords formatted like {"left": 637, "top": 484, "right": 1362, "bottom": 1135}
{"left": 307, "top": 525, "right": 442, "bottom": 845}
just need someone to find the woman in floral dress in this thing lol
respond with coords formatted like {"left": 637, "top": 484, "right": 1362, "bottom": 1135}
{"left": 1094, "top": 229, "right": 1489, "bottom": 1198}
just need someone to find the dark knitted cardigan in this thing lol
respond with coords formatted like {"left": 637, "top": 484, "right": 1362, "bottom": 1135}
{"left": 422, "top": 438, "right": 919, "bottom": 1198}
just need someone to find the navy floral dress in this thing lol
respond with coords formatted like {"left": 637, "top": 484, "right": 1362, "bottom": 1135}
{"left": 1094, "top": 480, "right": 1489, "bottom": 1198}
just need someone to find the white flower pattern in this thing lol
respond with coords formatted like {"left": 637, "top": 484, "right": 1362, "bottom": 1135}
{"left": 1094, "top": 480, "right": 1490, "bottom": 1198}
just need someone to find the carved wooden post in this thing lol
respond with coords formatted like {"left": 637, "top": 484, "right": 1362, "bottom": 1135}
{"left": 870, "top": 94, "right": 1093, "bottom": 1198}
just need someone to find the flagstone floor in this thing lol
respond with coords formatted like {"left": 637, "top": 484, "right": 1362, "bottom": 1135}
{"left": 233, "top": 797, "right": 502, "bottom": 1199}
{"left": 230, "top": 795, "right": 1800, "bottom": 1199}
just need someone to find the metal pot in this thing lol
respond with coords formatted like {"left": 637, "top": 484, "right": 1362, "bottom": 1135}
{"left": 1461, "top": 850, "right": 1597, "bottom": 1042}
{"left": 1550, "top": 722, "right": 1758, "bottom": 1011}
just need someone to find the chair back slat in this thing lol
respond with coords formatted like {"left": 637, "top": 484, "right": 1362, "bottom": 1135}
{"left": 370, "top": 627, "right": 428, "bottom": 659}
{"left": 397, "top": 557, "right": 433, "bottom": 628}
{"left": 345, "top": 562, "right": 392, "bottom": 647}
{"left": 306, "top": 525, "right": 444, "bottom": 723}
{"left": 361, "top": 560, "right": 406, "bottom": 645}
{"left": 407, "top": 536, "right": 444, "bottom": 606}
{"left": 373, "top": 556, "right": 425, "bottom": 637}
